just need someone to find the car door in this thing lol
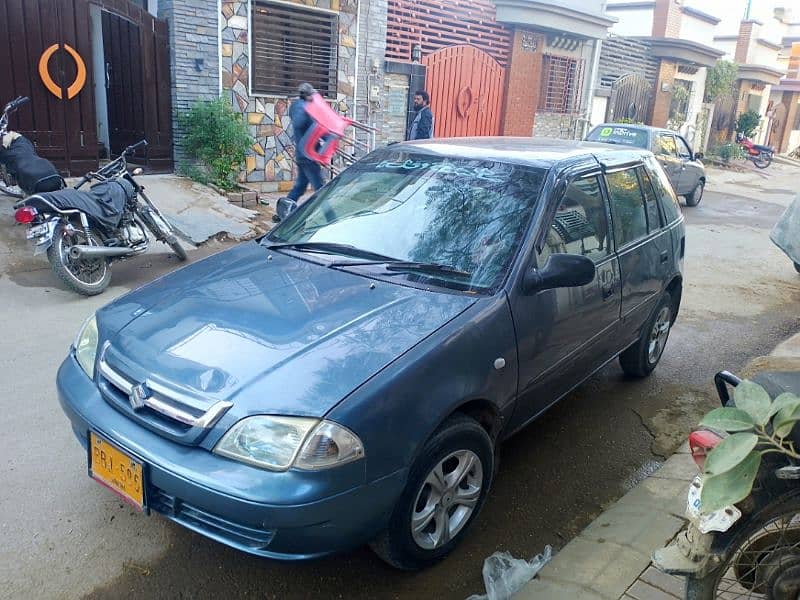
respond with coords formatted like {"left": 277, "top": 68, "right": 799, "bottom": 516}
{"left": 675, "top": 135, "right": 702, "bottom": 194}
{"left": 604, "top": 165, "right": 672, "bottom": 347}
{"left": 508, "top": 173, "right": 622, "bottom": 430}
{"left": 652, "top": 132, "right": 683, "bottom": 194}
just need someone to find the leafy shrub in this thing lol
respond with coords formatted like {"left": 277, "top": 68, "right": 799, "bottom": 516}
{"left": 178, "top": 98, "right": 253, "bottom": 191}
{"left": 735, "top": 110, "right": 761, "bottom": 138}
{"left": 710, "top": 143, "right": 744, "bottom": 163}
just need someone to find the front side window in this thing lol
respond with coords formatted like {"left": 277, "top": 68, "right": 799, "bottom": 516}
{"left": 655, "top": 134, "right": 678, "bottom": 157}
{"left": 643, "top": 156, "right": 681, "bottom": 224}
{"left": 676, "top": 136, "right": 693, "bottom": 159}
{"left": 540, "top": 176, "right": 610, "bottom": 264}
{"left": 606, "top": 168, "right": 648, "bottom": 247}
{"left": 269, "top": 151, "right": 547, "bottom": 292}
{"left": 251, "top": 1, "right": 338, "bottom": 97}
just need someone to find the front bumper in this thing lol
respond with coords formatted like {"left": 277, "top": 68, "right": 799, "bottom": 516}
{"left": 56, "top": 355, "right": 406, "bottom": 559}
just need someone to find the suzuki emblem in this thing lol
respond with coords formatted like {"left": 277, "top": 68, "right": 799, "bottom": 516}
{"left": 129, "top": 383, "right": 148, "bottom": 411}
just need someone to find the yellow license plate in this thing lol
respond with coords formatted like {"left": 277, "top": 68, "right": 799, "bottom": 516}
{"left": 89, "top": 432, "right": 145, "bottom": 510}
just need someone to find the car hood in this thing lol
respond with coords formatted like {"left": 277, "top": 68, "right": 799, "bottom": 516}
{"left": 100, "top": 242, "right": 476, "bottom": 417}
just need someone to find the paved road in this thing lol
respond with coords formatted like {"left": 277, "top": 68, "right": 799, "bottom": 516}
{"left": 1, "top": 165, "right": 799, "bottom": 600}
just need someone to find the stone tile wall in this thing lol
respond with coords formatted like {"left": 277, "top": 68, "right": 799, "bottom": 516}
{"left": 220, "top": 0, "right": 359, "bottom": 192}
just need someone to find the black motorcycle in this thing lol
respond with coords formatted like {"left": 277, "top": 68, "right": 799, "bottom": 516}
{"left": 13, "top": 140, "right": 187, "bottom": 295}
{"left": 0, "top": 96, "right": 64, "bottom": 197}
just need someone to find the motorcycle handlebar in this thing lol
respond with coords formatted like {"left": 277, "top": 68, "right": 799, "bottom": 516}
{"left": 7, "top": 96, "right": 30, "bottom": 111}
{"left": 123, "top": 140, "right": 148, "bottom": 156}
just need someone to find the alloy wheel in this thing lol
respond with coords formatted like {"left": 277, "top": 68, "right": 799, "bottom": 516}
{"left": 647, "top": 306, "right": 671, "bottom": 365}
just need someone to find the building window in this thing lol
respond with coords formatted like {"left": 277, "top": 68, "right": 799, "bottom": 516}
{"left": 539, "top": 54, "right": 584, "bottom": 114}
{"left": 251, "top": 0, "right": 339, "bottom": 98}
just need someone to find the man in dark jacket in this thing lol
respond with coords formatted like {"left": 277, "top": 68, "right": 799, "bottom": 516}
{"left": 274, "top": 82, "right": 324, "bottom": 222}
{"left": 407, "top": 90, "right": 434, "bottom": 140}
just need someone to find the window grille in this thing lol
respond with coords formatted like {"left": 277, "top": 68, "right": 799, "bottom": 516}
{"left": 251, "top": 1, "right": 338, "bottom": 97}
{"left": 540, "top": 55, "right": 584, "bottom": 114}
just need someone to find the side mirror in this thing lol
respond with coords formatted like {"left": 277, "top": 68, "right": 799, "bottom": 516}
{"left": 694, "top": 152, "right": 704, "bottom": 161}
{"left": 523, "top": 253, "right": 596, "bottom": 294}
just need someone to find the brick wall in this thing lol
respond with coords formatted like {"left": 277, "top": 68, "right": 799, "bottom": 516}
{"left": 651, "top": 60, "right": 677, "bottom": 127}
{"left": 735, "top": 21, "right": 756, "bottom": 64}
{"left": 158, "top": 0, "right": 220, "bottom": 165}
{"left": 502, "top": 30, "right": 544, "bottom": 136}
{"left": 652, "top": 0, "right": 682, "bottom": 38}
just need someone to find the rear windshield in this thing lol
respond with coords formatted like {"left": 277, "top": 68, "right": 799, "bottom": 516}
{"left": 587, "top": 126, "right": 649, "bottom": 149}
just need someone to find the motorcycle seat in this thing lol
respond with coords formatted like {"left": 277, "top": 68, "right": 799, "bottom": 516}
{"left": 752, "top": 144, "right": 774, "bottom": 153}
{"left": 24, "top": 179, "right": 133, "bottom": 233}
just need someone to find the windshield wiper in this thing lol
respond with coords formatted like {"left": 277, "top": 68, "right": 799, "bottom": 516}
{"left": 263, "top": 241, "right": 398, "bottom": 262}
{"left": 331, "top": 259, "right": 473, "bottom": 280}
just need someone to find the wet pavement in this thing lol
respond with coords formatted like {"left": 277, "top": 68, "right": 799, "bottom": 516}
{"left": 1, "top": 164, "right": 799, "bottom": 600}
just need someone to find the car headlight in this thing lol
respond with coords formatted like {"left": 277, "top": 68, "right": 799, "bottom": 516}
{"left": 214, "top": 416, "right": 364, "bottom": 471}
{"left": 74, "top": 315, "right": 98, "bottom": 378}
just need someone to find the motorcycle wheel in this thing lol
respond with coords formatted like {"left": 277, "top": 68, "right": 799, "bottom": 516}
{"left": 139, "top": 211, "right": 187, "bottom": 261}
{"left": 0, "top": 167, "right": 23, "bottom": 198}
{"left": 685, "top": 502, "right": 800, "bottom": 599}
{"left": 47, "top": 223, "right": 111, "bottom": 296}
{"left": 753, "top": 152, "right": 772, "bottom": 169}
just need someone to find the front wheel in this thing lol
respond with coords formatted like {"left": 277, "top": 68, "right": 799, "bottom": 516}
{"left": 685, "top": 180, "right": 704, "bottom": 207}
{"left": 139, "top": 210, "right": 187, "bottom": 261}
{"left": 46, "top": 223, "right": 111, "bottom": 295}
{"left": 370, "top": 414, "right": 493, "bottom": 570}
{"left": 685, "top": 501, "right": 800, "bottom": 599}
{"left": 0, "top": 166, "right": 23, "bottom": 198}
{"left": 619, "top": 292, "right": 673, "bottom": 377}
{"left": 753, "top": 152, "right": 772, "bottom": 169}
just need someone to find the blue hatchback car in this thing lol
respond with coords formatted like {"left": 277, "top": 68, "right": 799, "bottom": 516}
{"left": 58, "top": 138, "right": 685, "bottom": 569}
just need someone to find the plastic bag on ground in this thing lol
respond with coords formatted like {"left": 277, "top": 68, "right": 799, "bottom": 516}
{"left": 466, "top": 546, "right": 553, "bottom": 600}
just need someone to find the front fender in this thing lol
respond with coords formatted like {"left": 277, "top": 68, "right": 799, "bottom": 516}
{"left": 326, "top": 293, "right": 518, "bottom": 484}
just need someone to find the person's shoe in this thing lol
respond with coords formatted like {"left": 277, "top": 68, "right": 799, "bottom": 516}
{"left": 275, "top": 197, "right": 298, "bottom": 222}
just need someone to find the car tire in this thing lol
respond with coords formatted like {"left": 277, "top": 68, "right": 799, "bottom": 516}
{"left": 794, "top": 262, "right": 800, "bottom": 275}
{"left": 369, "top": 414, "right": 493, "bottom": 570}
{"left": 685, "top": 180, "right": 704, "bottom": 207}
{"left": 619, "top": 293, "right": 673, "bottom": 378}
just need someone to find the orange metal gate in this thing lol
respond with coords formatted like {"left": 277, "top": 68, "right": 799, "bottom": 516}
{"left": 422, "top": 45, "right": 505, "bottom": 138}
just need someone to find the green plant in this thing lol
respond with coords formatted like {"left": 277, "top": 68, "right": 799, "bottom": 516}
{"left": 704, "top": 60, "right": 738, "bottom": 103}
{"left": 697, "top": 381, "right": 800, "bottom": 513}
{"left": 709, "top": 142, "right": 744, "bottom": 163}
{"left": 735, "top": 110, "right": 761, "bottom": 138}
{"left": 178, "top": 97, "right": 253, "bottom": 191}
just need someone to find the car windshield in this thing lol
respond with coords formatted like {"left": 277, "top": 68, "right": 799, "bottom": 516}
{"left": 587, "top": 125, "right": 649, "bottom": 149}
{"left": 266, "top": 150, "right": 546, "bottom": 291}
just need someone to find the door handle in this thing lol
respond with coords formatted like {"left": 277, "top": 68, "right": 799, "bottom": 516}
{"left": 602, "top": 285, "right": 615, "bottom": 300}
{"left": 660, "top": 251, "right": 669, "bottom": 263}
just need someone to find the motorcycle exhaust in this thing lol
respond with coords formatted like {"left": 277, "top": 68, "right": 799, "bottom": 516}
{"left": 68, "top": 245, "right": 134, "bottom": 260}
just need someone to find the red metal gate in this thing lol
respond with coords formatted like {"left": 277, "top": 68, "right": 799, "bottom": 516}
{"left": 422, "top": 45, "right": 506, "bottom": 138}
{"left": 0, "top": 0, "right": 172, "bottom": 175}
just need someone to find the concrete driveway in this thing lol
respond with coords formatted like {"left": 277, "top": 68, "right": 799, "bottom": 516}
{"left": 1, "top": 163, "right": 798, "bottom": 600}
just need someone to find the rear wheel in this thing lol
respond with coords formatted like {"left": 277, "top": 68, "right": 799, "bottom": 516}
{"left": 370, "top": 414, "right": 493, "bottom": 570}
{"left": 685, "top": 180, "right": 704, "bottom": 207}
{"left": 685, "top": 501, "right": 800, "bottom": 599}
{"left": 46, "top": 223, "right": 111, "bottom": 295}
{"left": 753, "top": 152, "right": 772, "bottom": 169}
{"left": 619, "top": 293, "right": 673, "bottom": 377}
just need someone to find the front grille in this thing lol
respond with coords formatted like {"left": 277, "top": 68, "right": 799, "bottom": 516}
{"left": 96, "top": 342, "right": 232, "bottom": 444}
{"left": 149, "top": 487, "right": 275, "bottom": 550}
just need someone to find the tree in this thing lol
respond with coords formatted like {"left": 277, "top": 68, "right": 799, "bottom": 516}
{"left": 735, "top": 110, "right": 761, "bottom": 138}
{"left": 704, "top": 60, "right": 738, "bottom": 103}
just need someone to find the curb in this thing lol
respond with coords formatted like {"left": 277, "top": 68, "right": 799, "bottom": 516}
{"left": 775, "top": 154, "right": 800, "bottom": 167}
{"left": 517, "top": 331, "right": 800, "bottom": 599}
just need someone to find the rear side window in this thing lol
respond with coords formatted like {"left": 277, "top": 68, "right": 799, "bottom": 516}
{"left": 606, "top": 168, "right": 648, "bottom": 247}
{"left": 587, "top": 126, "right": 649, "bottom": 149}
{"left": 643, "top": 156, "right": 681, "bottom": 224}
{"left": 655, "top": 134, "right": 678, "bottom": 157}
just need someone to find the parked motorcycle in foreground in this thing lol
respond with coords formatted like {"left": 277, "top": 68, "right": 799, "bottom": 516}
{"left": 0, "top": 96, "right": 64, "bottom": 197}
{"left": 737, "top": 132, "right": 775, "bottom": 169}
{"left": 653, "top": 370, "right": 800, "bottom": 599}
{"left": 14, "top": 140, "right": 187, "bottom": 295}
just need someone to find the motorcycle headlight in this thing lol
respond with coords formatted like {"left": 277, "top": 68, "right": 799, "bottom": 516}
{"left": 214, "top": 416, "right": 364, "bottom": 471}
{"left": 74, "top": 315, "right": 99, "bottom": 378}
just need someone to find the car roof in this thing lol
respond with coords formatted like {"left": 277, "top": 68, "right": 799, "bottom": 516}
{"left": 389, "top": 137, "right": 652, "bottom": 170}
